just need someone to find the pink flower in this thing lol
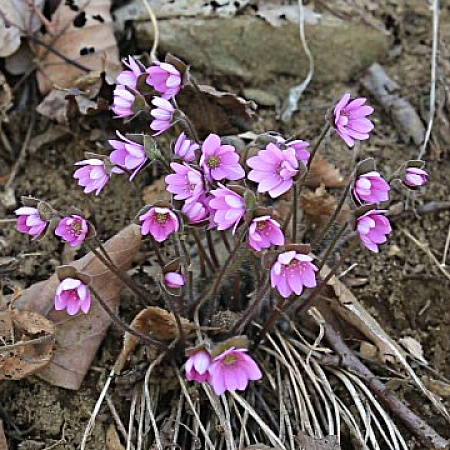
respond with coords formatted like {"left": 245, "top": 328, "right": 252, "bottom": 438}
{"left": 150, "top": 97, "right": 175, "bottom": 136}
{"left": 139, "top": 207, "right": 179, "bottom": 242}
{"left": 146, "top": 62, "right": 182, "bottom": 99}
{"left": 15, "top": 207, "right": 48, "bottom": 239}
{"left": 165, "top": 163, "right": 204, "bottom": 203}
{"left": 274, "top": 136, "right": 311, "bottom": 166}
{"left": 356, "top": 209, "right": 392, "bottom": 253}
{"left": 55, "top": 277, "right": 91, "bottom": 315}
{"left": 185, "top": 349, "right": 212, "bottom": 383}
{"left": 116, "top": 56, "right": 145, "bottom": 89}
{"left": 354, "top": 171, "right": 390, "bottom": 204}
{"left": 182, "top": 196, "right": 210, "bottom": 224}
{"left": 109, "top": 131, "right": 147, "bottom": 180}
{"left": 165, "top": 272, "right": 185, "bottom": 288}
{"left": 248, "top": 216, "right": 285, "bottom": 251}
{"left": 404, "top": 167, "right": 428, "bottom": 188}
{"left": 55, "top": 215, "right": 89, "bottom": 247}
{"left": 270, "top": 251, "right": 318, "bottom": 298}
{"left": 208, "top": 347, "right": 262, "bottom": 395}
{"left": 209, "top": 185, "right": 246, "bottom": 234}
{"left": 247, "top": 143, "right": 299, "bottom": 198}
{"left": 174, "top": 132, "right": 199, "bottom": 162}
{"left": 199, "top": 134, "right": 245, "bottom": 182}
{"left": 112, "top": 85, "right": 136, "bottom": 118}
{"left": 74, "top": 159, "right": 111, "bottom": 195}
{"left": 333, "top": 93, "right": 374, "bottom": 148}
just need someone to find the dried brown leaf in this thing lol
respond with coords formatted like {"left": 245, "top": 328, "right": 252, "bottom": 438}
{"left": 301, "top": 186, "right": 336, "bottom": 226}
{"left": 35, "top": 0, "right": 120, "bottom": 95}
{"left": 305, "top": 154, "right": 347, "bottom": 188}
{"left": 14, "top": 225, "right": 142, "bottom": 390}
{"left": 0, "top": 309, "right": 55, "bottom": 381}
{"left": 177, "top": 84, "right": 256, "bottom": 139}
{"left": 142, "top": 178, "right": 171, "bottom": 205}
{"left": 296, "top": 432, "right": 340, "bottom": 449}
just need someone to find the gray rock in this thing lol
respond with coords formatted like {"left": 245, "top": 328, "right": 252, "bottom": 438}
{"left": 134, "top": 13, "right": 389, "bottom": 83}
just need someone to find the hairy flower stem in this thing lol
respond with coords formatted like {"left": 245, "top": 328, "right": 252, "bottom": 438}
{"left": 253, "top": 296, "right": 287, "bottom": 349}
{"left": 292, "top": 182, "right": 299, "bottom": 242}
{"left": 206, "top": 230, "right": 220, "bottom": 267}
{"left": 173, "top": 104, "right": 200, "bottom": 143}
{"left": 176, "top": 233, "right": 193, "bottom": 309}
{"left": 161, "top": 289, "right": 186, "bottom": 350}
{"left": 192, "top": 229, "right": 214, "bottom": 274}
{"left": 90, "top": 286, "right": 166, "bottom": 349}
{"left": 220, "top": 230, "right": 232, "bottom": 253}
{"left": 151, "top": 237, "right": 166, "bottom": 267}
{"left": 85, "top": 240, "right": 154, "bottom": 306}
{"left": 313, "top": 175, "right": 353, "bottom": 247}
{"left": 294, "top": 236, "right": 359, "bottom": 315}
{"left": 317, "top": 222, "right": 348, "bottom": 271}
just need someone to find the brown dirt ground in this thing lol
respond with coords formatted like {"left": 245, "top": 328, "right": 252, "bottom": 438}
{"left": 1, "top": 1, "right": 450, "bottom": 448}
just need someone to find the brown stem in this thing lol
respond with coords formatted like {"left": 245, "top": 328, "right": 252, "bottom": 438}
{"left": 206, "top": 230, "right": 220, "bottom": 268}
{"left": 253, "top": 296, "right": 287, "bottom": 348}
{"left": 324, "top": 322, "right": 449, "bottom": 450}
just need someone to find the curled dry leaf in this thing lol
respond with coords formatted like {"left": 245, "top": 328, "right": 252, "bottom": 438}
{"left": 0, "top": 309, "right": 55, "bottom": 381}
{"left": 35, "top": 0, "right": 120, "bottom": 95}
{"left": 305, "top": 153, "right": 347, "bottom": 188}
{"left": 14, "top": 225, "right": 142, "bottom": 390}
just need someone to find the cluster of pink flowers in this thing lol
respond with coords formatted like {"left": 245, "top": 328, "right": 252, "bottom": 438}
{"left": 185, "top": 346, "right": 262, "bottom": 395}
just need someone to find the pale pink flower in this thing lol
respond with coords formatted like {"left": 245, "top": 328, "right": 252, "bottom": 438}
{"left": 139, "top": 207, "right": 179, "bottom": 242}
{"left": 174, "top": 132, "right": 199, "bottom": 162}
{"left": 333, "top": 93, "right": 374, "bottom": 148}
{"left": 274, "top": 136, "right": 311, "bottom": 166}
{"left": 270, "top": 251, "right": 318, "bottom": 298}
{"left": 182, "top": 196, "right": 210, "bottom": 224}
{"left": 404, "top": 167, "right": 428, "bottom": 188}
{"left": 150, "top": 97, "right": 175, "bottom": 136}
{"left": 247, "top": 143, "right": 299, "bottom": 198}
{"left": 74, "top": 159, "right": 111, "bottom": 195}
{"left": 109, "top": 131, "right": 147, "bottom": 180}
{"left": 112, "top": 85, "right": 136, "bottom": 118}
{"left": 165, "top": 163, "right": 204, "bottom": 203}
{"left": 356, "top": 209, "right": 392, "bottom": 253}
{"left": 15, "top": 207, "right": 48, "bottom": 240}
{"left": 146, "top": 62, "right": 182, "bottom": 100}
{"left": 116, "top": 56, "right": 145, "bottom": 89}
{"left": 248, "top": 216, "right": 285, "bottom": 251}
{"left": 199, "top": 134, "right": 245, "bottom": 182}
{"left": 55, "top": 215, "right": 88, "bottom": 247}
{"left": 185, "top": 349, "right": 212, "bottom": 383}
{"left": 354, "top": 171, "right": 390, "bottom": 204}
{"left": 165, "top": 272, "right": 185, "bottom": 288}
{"left": 55, "top": 277, "right": 91, "bottom": 316}
{"left": 208, "top": 347, "right": 262, "bottom": 395}
{"left": 209, "top": 185, "right": 246, "bottom": 234}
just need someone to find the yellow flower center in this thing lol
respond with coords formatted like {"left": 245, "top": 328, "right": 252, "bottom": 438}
{"left": 208, "top": 156, "right": 220, "bottom": 168}
{"left": 223, "top": 354, "right": 236, "bottom": 365}
{"left": 156, "top": 213, "right": 168, "bottom": 224}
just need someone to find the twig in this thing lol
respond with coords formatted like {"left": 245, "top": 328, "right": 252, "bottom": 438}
{"left": 140, "top": 0, "right": 159, "bottom": 62}
{"left": 324, "top": 321, "right": 449, "bottom": 449}
{"left": 442, "top": 223, "right": 450, "bottom": 266}
{"left": 390, "top": 200, "right": 450, "bottom": 219}
{"left": 417, "top": 0, "right": 439, "bottom": 159}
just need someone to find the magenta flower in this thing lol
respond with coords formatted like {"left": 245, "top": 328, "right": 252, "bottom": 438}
{"left": 15, "top": 207, "right": 48, "bottom": 240}
{"left": 354, "top": 171, "right": 390, "bottom": 204}
{"left": 270, "top": 251, "right": 318, "bottom": 298}
{"left": 112, "top": 85, "right": 136, "bottom": 118}
{"left": 182, "top": 196, "right": 210, "bottom": 224}
{"left": 55, "top": 215, "right": 89, "bottom": 247}
{"left": 55, "top": 277, "right": 91, "bottom": 316}
{"left": 247, "top": 143, "right": 299, "bottom": 198}
{"left": 146, "top": 62, "right": 182, "bottom": 100}
{"left": 199, "top": 134, "right": 245, "bottom": 182}
{"left": 274, "top": 136, "right": 311, "bottom": 166}
{"left": 333, "top": 93, "right": 374, "bottom": 148}
{"left": 209, "top": 347, "right": 262, "bottom": 395}
{"left": 404, "top": 167, "right": 428, "bottom": 188}
{"left": 248, "top": 216, "right": 285, "bottom": 251}
{"left": 174, "top": 132, "right": 199, "bottom": 162}
{"left": 109, "top": 131, "right": 147, "bottom": 180}
{"left": 139, "top": 207, "right": 179, "bottom": 242}
{"left": 185, "top": 349, "right": 212, "bottom": 383}
{"left": 116, "top": 56, "right": 145, "bottom": 89}
{"left": 357, "top": 209, "right": 392, "bottom": 253}
{"left": 150, "top": 97, "right": 175, "bottom": 136}
{"left": 209, "top": 185, "right": 246, "bottom": 234}
{"left": 165, "top": 272, "right": 185, "bottom": 289}
{"left": 74, "top": 159, "right": 111, "bottom": 195}
{"left": 165, "top": 163, "right": 204, "bottom": 203}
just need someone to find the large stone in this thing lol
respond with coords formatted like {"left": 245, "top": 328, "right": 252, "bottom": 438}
{"left": 133, "top": 12, "right": 389, "bottom": 83}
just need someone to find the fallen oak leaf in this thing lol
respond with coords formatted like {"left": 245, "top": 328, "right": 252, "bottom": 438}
{"left": 13, "top": 224, "right": 142, "bottom": 390}
{"left": 305, "top": 153, "right": 347, "bottom": 188}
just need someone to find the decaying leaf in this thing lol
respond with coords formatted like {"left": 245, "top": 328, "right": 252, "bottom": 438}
{"left": 142, "top": 178, "right": 171, "bottom": 205}
{"left": 296, "top": 432, "right": 340, "bottom": 449}
{"left": 0, "top": 309, "right": 55, "bottom": 381}
{"left": 305, "top": 154, "right": 347, "bottom": 188}
{"left": 177, "top": 84, "right": 256, "bottom": 138}
{"left": 0, "top": 419, "right": 6, "bottom": 450}
{"left": 0, "top": 0, "right": 45, "bottom": 57}
{"left": 399, "top": 336, "right": 427, "bottom": 365}
{"left": 35, "top": 0, "right": 120, "bottom": 95}
{"left": 0, "top": 70, "right": 12, "bottom": 121}
{"left": 14, "top": 225, "right": 142, "bottom": 390}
